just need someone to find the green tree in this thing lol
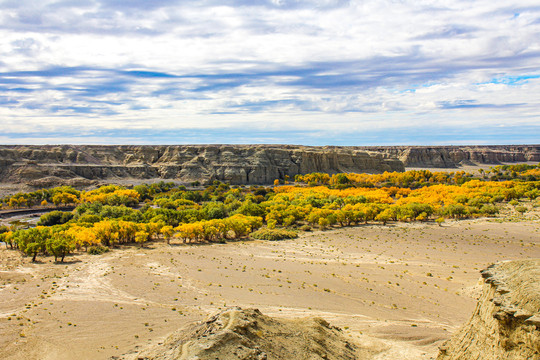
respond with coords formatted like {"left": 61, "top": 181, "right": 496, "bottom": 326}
{"left": 46, "top": 234, "right": 75, "bottom": 262}
{"left": 38, "top": 211, "right": 74, "bottom": 226}
{"left": 15, "top": 228, "right": 49, "bottom": 262}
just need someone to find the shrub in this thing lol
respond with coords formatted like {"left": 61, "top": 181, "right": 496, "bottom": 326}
{"left": 267, "top": 219, "right": 277, "bottom": 229}
{"left": 250, "top": 228, "right": 298, "bottom": 241}
{"left": 491, "top": 195, "right": 504, "bottom": 203}
{"left": 77, "top": 214, "right": 101, "bottom": 224}
{"left": 515, "top": 205, "right": 527, "bottom": 215}
{"left": 300, "top": 225, "right": 312, "bottom": 232}
{"left": 442, "top": 204, "right": 468, "bottom": 219}
{"left": 37, "top": 211, "right": 74, "bottom": 226}
{"left": 318, "top": 217, "right": 330, "bottom": 229}
{"left": 480, "top": 204, "right": 499, "bottom": 215}
{"left": 88, "top": 245, "right": 110, "bottom": 255}
{"left": 203, "top": 202, "right": 228, "bottom": 220}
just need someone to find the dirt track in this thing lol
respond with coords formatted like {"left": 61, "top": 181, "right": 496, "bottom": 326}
{"left": 1, "top": 218, "right": 539, "bottom": 359}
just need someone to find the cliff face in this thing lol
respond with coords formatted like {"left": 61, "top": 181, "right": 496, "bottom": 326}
{"left": 0, "top": 145, "right": 404, "bottom": 185}
{"left": 357, "top": 145, "right": 540, "bottom": 168}
{"left": 0, "top": 145, "right": 537, "bottom": 186}
{"left": 437, "top": 259, "right": 540, "bottom": 360}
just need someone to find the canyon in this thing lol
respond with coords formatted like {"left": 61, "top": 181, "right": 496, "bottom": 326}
{"left": 360, "top": 145, "right": 540, "bottom": 168}
{"left": 0, "top": 144, "right": 538, "bottom": 187}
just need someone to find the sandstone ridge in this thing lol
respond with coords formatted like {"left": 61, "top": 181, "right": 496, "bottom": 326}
{"left": 122, "top": 307, "right": 375, "bottom": 360}
{"left": 437, "top": 259, "right": 540, "bottom": 360}
{"left": 0, "top": 145, "right": 403, "bottom": 186}
{"left": 0, "top": 145, "right": 538, "bottom": 187}
{"left": 357, "top": 145, "right": 540, "bottom": 168}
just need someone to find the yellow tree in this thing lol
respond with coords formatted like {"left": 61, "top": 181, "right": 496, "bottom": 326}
{"left": 65, "top": 225, "right": 99, "bottom": 251}
{"left": 143, "top": 221, "right": 164, "bottom": 242}
{"left": 160, "top": 225, "right": 174, "bottom": 244}
{"left": 93, "top": 220, "right": 119, "bottom": 247}
{"left": 52, "top": 192, "right": 79, "bottom": 206}
{"left": 117, "top": 221, "right": 138, "bottom": 244}
{"left": 135, "top": 230, "right": 149, "bottom": 247}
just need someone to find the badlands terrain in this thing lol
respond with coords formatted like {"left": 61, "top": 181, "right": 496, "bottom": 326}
{"left": 0, "top": 145, "right": 539, "bottom": 191}
{"left": 1, "top": 145, "right": 539, "bottom": 359}
{"left": 1, "top": 216, "right": 539, "bottom": 359}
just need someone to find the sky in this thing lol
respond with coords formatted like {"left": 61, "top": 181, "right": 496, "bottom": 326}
{"left": 0, "top": 0, "right": 539, "bottom": 145}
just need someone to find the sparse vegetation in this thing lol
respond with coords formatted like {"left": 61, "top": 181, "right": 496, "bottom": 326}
{"left": 250, "top": 228, "right": 298, "bottom": 241}
{"left": 88, "top": 245, "right": 110, "bottom": 255}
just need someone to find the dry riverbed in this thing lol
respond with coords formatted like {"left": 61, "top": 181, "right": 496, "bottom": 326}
{"left": 1, "top": 219, "right": 539, "bottom": 359}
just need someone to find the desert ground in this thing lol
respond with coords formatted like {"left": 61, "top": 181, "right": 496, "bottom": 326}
{"left": 1, "top": 212, "right": 539, "bottom": 359}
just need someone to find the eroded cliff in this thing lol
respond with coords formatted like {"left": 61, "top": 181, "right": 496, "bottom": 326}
{"left": 0, "top": 145, "right": 537, "bottom": 187}
{"left": 437, "top": 259, "right": 540, "bottom": 360}
{"left": 0, "top": 145, "right": 403, "bottom": 186}
{"left": 358, "top": 145, "right": 540, "bottom": 168}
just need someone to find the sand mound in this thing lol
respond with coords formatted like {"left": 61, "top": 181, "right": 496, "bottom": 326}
{"left": 123, "top": 307, "right": 375, "bottom": 360}
{"left": 437, "top": 259, "right": 540, "bottom": 360}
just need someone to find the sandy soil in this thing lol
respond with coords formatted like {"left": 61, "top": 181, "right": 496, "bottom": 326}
{"left": 1, "top": 218, "right": 539, "bottom": 360}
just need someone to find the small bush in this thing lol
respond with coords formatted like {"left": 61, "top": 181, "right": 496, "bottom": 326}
{"left": 38, "top": 211, "right": 74, "bottom": 226}
{"left": 88, "top": 245, "right": 109, "bottom": 255}
{"left": 491, "top": 195, "right": 504, "bottom": 203}
{"left": 480, "top": 204, "right": 499, "bottom": 215}
{"left": 250, "top": 228, "right": 298, "bottom": 241}
{"left": 300, "top": 225, "right": 312, "bottom": 232}
{"left": 267, "top": 219, "right": 277, "bottom": 229}
{"left": 515, "top": 205, "right": 527, "bottom": 215}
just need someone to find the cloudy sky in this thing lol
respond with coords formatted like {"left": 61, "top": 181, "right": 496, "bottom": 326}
{"left": 1, "top": 0, "right": 539, "bottom": 145}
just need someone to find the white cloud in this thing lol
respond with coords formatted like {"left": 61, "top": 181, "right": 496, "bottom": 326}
{"left": 0, "top": 0, "right": 539, "bottom": 144}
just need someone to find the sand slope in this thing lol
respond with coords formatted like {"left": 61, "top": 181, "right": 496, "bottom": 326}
{"left": 1, "top": 219, "right": 539, "bottom": 359}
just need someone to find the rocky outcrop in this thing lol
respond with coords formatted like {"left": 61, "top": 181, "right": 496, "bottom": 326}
{"left": 437, "top": 259, "right": 540, "bottom": 360}
{"left": 0, "top": 145, "right": 403, "bottom": 185}
{"left": 122, "top": 307, "right": 373, "bottom": 360}
{"left": 356, "top": 145, "right": 540, "bottom": 168}
{"left": 0, "top": 145, "right": 537, "bottom": 186}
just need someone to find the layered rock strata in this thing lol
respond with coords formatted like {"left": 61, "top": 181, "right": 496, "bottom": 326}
{"left": 357, "top": 145, "right": 540, "bottom": 168}
{"left": 437, "top": 259, "right": 540, "bottom": 360}
{"left": 0, "top": 145, "right": 537, "bottom": 186}
{"left": 0, "top": 145, "right": 403, "bottom": 185}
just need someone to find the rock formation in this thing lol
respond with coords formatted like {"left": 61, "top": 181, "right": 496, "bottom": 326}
{"left": 357, "top": 145, "right": 540, "bottom": 168}
{"left": 437, "top": 259, "right": 540, "bottom": 360}
{"left": 122, "top": 307, "right": 374, "bottom": 360}
{"left": 0, "top": 145, "right": 537, "bottom": 187}
{"left": 0, "top": 145, "right": 403, "bottom": 186}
